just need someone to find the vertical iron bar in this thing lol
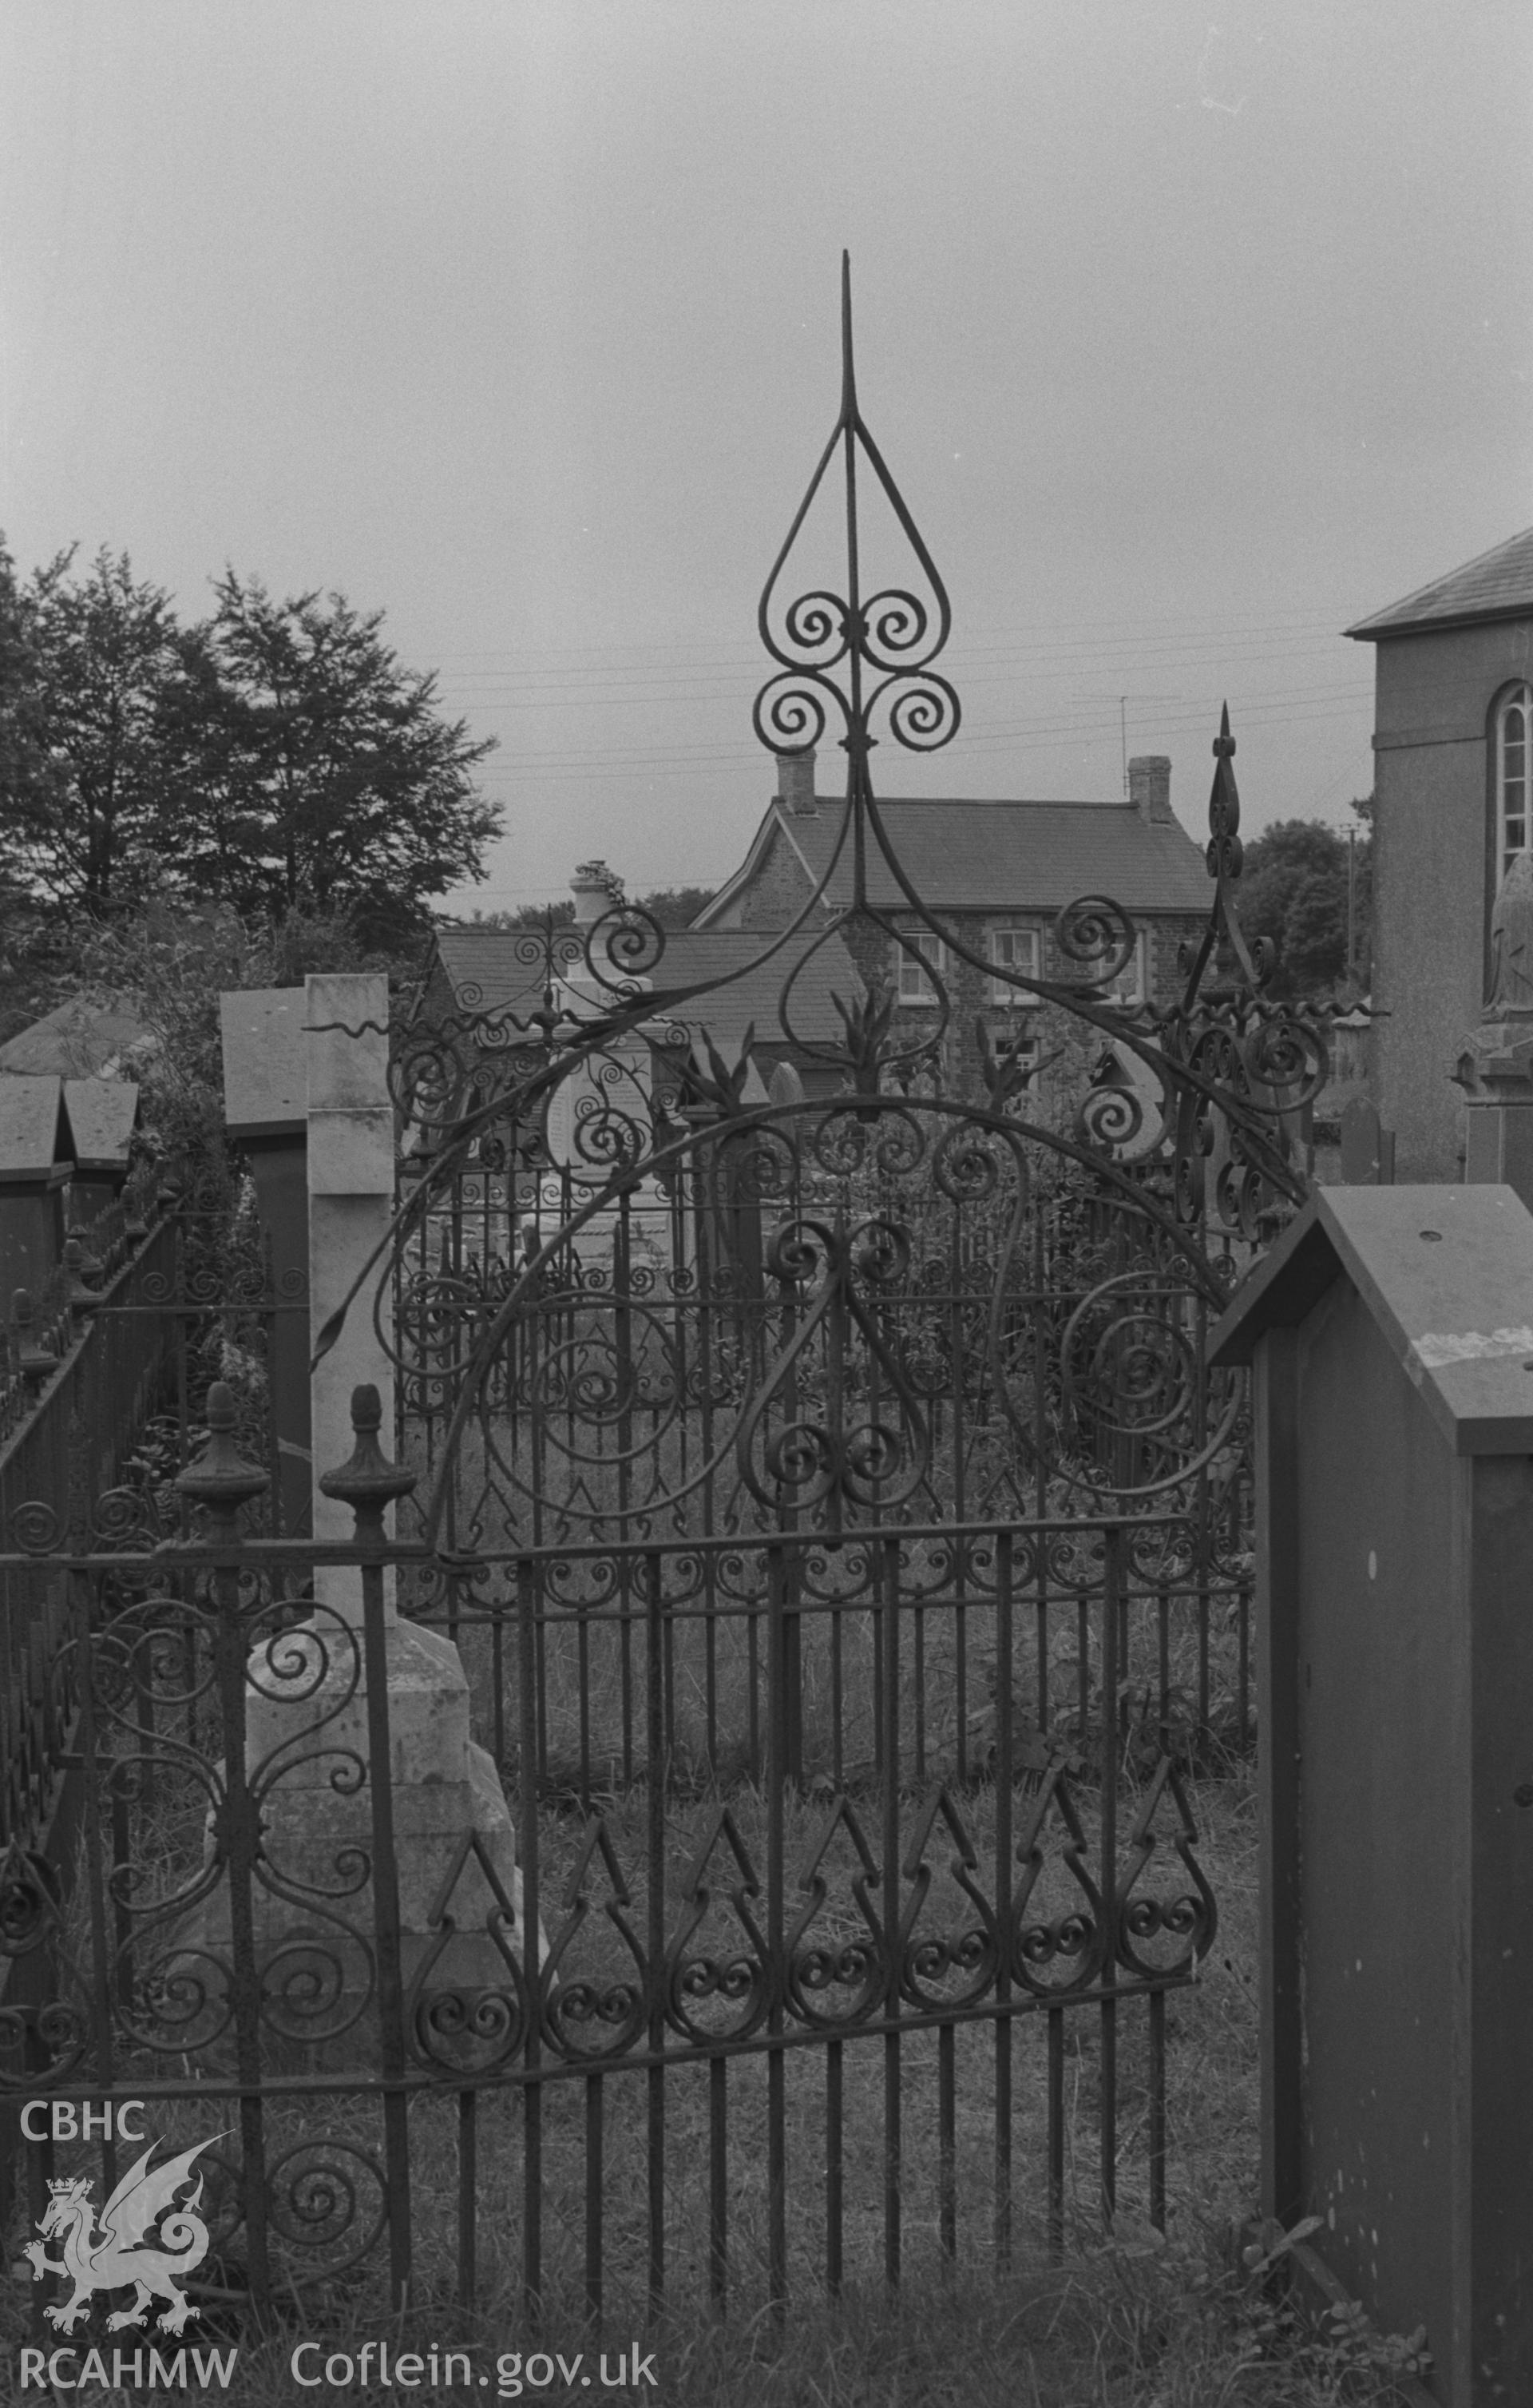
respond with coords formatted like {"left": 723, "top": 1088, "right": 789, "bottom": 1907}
{"left": 938, "top": 2021, "right": 957, "bottom": 2261}
{"left": 881, "top": 1535, "right": 901, "bottom": 2289}
{"left": 361, "top": 1557, "right": 413, "bottom": 2314}
{"left": 1047, "top": 2006, "right": 1064, "bottom": 2261}
{"left": 830, "top": 1592, "right": 844, "bottom": 1790}
{"left": 74, "top": 1579, "right": 118, "bottom": 2213}
{"left": 766, "top": 1542, "right": 787, "bottom": 2321}
{"left": 826, "top": 2039, "right": 843, "bottom": 2296}
{"left": 645, "top": 1550, "right": 666, "bottom": 2319}
{"left": 207, "top": 1560, "right": 269, "bottom": 2310}
{"left": 456, "top": 2091, "right": 477, "bottom": 2310}
{"left": 994, "top": 1529, "right": 1014, "bottom": 2270}
{"left": 517, "top": 1556, "right": 543, "bottom": 2322}
{"left": 1099, "top": 1526, "right": 1121, "bottom": 2232}
{"left": 1148, "top": 1988, "right": 1167, "bottom": 2231}
{"left": 708, "top": 2054, "right": 727, "bottom": 2314}
{"left": 585, "top": 2074, "right": 604, "bottom": 2325}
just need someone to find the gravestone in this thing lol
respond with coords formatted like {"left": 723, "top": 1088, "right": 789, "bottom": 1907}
{"left": 187, "top": 978, "right": 543, "bottom": 2067}
{"left": 1338, "top": 1095, "right": 1395, "bottom": 1186}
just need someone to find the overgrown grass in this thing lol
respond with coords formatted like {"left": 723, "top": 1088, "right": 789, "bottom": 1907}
{"left": 2, "top": 1768, "right": 1436, "bottom": 2405}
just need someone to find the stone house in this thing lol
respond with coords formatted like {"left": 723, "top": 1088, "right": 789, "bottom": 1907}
{"left": 422, "top": 874, "right": 865, "bottom": 1108}
{"left": 693, "top": 748, "right": 1212, "bottom": 1098}
{"left": 1347, "top": 524, "right": 1533, "bottom": 1179}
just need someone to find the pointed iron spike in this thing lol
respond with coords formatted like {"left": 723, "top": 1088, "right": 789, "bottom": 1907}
{"left": 841, "top": 249, "right": 856, "bottom": 417}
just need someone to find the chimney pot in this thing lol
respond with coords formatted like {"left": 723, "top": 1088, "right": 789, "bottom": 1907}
{"left": 1128, "top": 756, "right": 1175, "bottom": 825}
{"left": 776, "top": 748, "right": 818, "bottom": 815}
{"left": 570, "top": 860, "right": 618, "bottom": 926}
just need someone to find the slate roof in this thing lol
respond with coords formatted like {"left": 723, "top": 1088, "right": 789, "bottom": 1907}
{"left": 1346, "top": 525, "right": 1533, "bottom": 642}
{"left": 0, "top": 1076, "right": 69, "bottom": 1180}
{"left": 649, "top": 930, "right": 864, "bottom": 1053}
{"left": 0, "top": 1000, "right": 154, "bottom": 1078}
{"left": 432, "top": 926, "right": 863, "bottom": 1054}
{"left": 735, "top": 797, "right": 1212, "bottom": 916}
{"left": 62, "top": 1078, "right": 140, "bottom": 1171}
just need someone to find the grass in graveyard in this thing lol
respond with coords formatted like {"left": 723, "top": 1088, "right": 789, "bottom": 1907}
{"left": 0, "top": 1768, "right": 1431, "bottom": 2403}
{"left": 0, "top": 1493, "right": 1421, "bottom": 2404}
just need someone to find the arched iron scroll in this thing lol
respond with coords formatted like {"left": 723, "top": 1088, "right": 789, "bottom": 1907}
{"left": 340, "top": 255, "right": 1342, "bottom": 1545}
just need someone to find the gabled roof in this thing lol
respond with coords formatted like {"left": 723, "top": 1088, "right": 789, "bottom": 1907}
{"left": 0, "top": 1076, "right": 69, "bottom": 1181}
{"left": 650, "top": 930, "right": 864, "bottom": 1054}
{"left": 698, "top": 796, "right": 1212, "bottom": 921}
{"left": 1210, "top": 1184, "right": 1533, "bottom": 1455}
{"left": 62, "top": 1078, "right": 139, "bottom": 1172}
{"left": 431, "top": 926, "right": 862, "bottom": 1054}
{"left": 1346, "top": 525, "right": 1533, "bottom": 642}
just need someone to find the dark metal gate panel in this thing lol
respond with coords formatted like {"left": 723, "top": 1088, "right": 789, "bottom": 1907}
{"left": 0, "top": 265, "right": 1338, "bottom": 2332}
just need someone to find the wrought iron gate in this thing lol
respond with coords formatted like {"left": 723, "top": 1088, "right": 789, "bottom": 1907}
{"left": 0, "top": 263, "right": 1334, "bottom": 2335}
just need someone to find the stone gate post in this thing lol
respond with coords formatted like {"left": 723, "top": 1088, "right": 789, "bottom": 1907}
{"left": 306, "top": 971, "right": 395, "bottom": 1616}
{"left": 1214, "top": 1183, "right": 1533, "bottom": 2406}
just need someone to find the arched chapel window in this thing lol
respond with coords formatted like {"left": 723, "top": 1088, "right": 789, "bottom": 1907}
{"left": 1498, "top": 684, "right": 1533, "bottom": 879}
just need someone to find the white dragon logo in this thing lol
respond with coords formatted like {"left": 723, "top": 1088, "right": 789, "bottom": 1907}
{"left": 22, "top": 2136, "right": 220, "bottom": 2335}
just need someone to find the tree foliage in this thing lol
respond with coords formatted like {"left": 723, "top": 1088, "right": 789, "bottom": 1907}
{"left": 0, "top": 541, "right": 501, "bottom": 946}
{"left": 182, "top": 576, "right": 500, "bottom": 944}
{"left": 19, "top": 549, "right": 184, "bottom": 911}
{"left": 452, "top": 884, "right": 715, "bottom": 934}
{"left": 1238, "top": 804, "right": 1372, "bottom": 998}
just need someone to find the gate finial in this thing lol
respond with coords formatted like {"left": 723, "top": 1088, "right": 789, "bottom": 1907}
{"left": 841, "top": 249, "right": 856, "bottom": 419}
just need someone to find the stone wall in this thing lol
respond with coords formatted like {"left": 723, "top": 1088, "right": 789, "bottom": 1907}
{"left": 1370, "top": 617, "right": 1533, "bottom": 1179}
{"left": 838, "top": 908, "right": 1205, "bottom": 1105}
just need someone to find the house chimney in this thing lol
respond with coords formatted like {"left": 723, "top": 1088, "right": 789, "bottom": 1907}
{"left": 1128, "top": 756, "right": 1175, "bottom": 825}
{"left": 570, "top": 859, "right": 619, "bottom": 926}
{"left": 776, "top": 748, "right": 818, "bottom": 815}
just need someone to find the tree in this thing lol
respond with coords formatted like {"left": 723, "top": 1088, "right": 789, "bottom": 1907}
{"left": 1237, "top": 806, "right": 1372, "bottom": 998}
{"left": 15, "top": 549, "right": 184, "bottom": 913}
{"left": 186, "top": 574, "right": 501, "bottom": 945}
{"left": 0, "top": 535, "right": 53, "bottom": 874}
{"left": 639, "top": 884, "right": 715, "bottom": 930}
{"left": 450, "top": 883, "right": 714, "bottom": 934}
{"left": 0, "top": 549, "right": 500, "bottom": 947}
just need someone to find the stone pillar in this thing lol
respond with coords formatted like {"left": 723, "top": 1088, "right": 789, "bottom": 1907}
{"left": 220, "top": 989, "right": 311, "bottom": 1537}
{"left": 306, "top": 973, "right": 396, "bottom": 1619}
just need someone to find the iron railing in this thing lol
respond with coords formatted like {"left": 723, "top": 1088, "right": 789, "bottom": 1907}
{"left": 0, "top": 1393, "right": 1222, "bottom": 2333}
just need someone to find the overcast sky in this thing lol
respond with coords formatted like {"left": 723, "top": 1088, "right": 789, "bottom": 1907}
{"left": 3, "top": 1, "right": 1530, "bottom": 913}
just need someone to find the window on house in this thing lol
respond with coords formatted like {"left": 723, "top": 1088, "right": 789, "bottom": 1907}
{"left": 895, "top": 929, "right": 945, "bottom": 1004}
{"left": 992, "top": 1024, "right": 1040, "bottom": 1098}
{"left": 1105, "top": 931, "right": 1149, "bottom": 1006}
{"left": 1499, "top": 685, "right": 1533, "bottom": 879}
{"left": 989, "top": 926, "right": 1040, "bottom": 1004}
